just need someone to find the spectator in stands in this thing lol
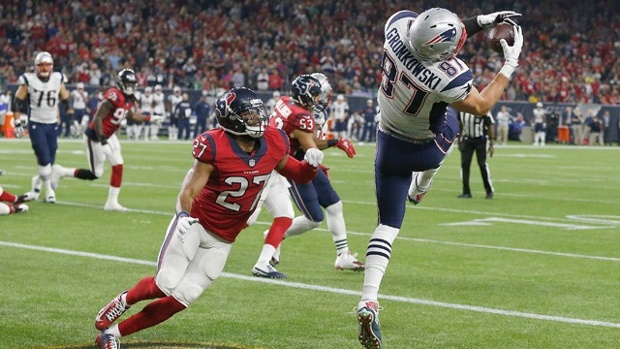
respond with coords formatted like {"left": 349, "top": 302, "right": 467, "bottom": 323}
{"left": 193, "top": 90, "right": 212, "bottom": 138}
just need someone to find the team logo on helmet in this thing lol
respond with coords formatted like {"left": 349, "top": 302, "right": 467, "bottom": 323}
{"left": 424, "top": 28, "right": 457, "bottom": 46}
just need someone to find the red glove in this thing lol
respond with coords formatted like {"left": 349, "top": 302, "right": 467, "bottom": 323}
{"left": 318, "top": 164, "right": 330, "bottom": 179}
{"left": 335, "top": 139, "right": 356, "bottom": 158}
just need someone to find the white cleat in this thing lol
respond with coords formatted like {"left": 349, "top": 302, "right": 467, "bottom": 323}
{"left": 104, "top": 202, "right": 128, "bottom": 212}
{"left": 335, "top": 250, "right": 365, "bottom": 272}
{"left": 44, "top": 189, "right": 56, "bottom": 204}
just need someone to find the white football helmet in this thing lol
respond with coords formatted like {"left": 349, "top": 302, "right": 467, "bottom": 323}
{"left": 34, "top": 51, "right": 54, "bottom": 79}
{"left": 310, "top": 72, "right": 332, "bottom": 108}
{"left": 409, "top": 8, "right": 467, "bottom": 62}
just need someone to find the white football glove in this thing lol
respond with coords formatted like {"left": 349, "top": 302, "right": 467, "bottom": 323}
{"left": 176, "top": 210, "right": 198, "bottom": 243}
{"left": 303, "top": 147, "right": 324, "bottom": 167}
{"left": 477, "top": 11, "right": 521, "bottom": 28}
{"left": 500, "top": 25, "right": 523, "bottom": 68}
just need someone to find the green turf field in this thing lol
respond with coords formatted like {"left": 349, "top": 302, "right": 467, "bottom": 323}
{"left": 1, "top": 138, "right": 619, "bottom": 349}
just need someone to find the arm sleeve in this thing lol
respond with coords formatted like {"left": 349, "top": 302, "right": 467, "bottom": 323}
{"left": 277, "top": 156, "right": 318, "bottom": 184}
{"left": 462, "top": 16, "right": 484, "bottom": 38}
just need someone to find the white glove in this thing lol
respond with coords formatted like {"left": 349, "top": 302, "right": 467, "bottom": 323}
{"left": 303, "top": 147, "right": 324, "bottom": 167}
{"left": 477, "top": 11, "right": 521, "bottom": 28}
{"left": 501, "top": 25, "right": 523, "bottom": 68}
{"left": 176, "top": 210, "right": 198, "bottom": 242}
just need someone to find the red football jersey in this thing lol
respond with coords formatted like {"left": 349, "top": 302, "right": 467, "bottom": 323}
{"left": 270, "top": 96, "right": 315, "bottom": 156}
{"left": 190, "top": 127, "right": 290, "bottom": 242}
{"left": 88, "top": 87, "right": 135, "bottom": 138}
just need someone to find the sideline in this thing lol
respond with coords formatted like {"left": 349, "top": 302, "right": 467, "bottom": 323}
{"left": 1, "top": 240, "right": 619, "bottom": 329}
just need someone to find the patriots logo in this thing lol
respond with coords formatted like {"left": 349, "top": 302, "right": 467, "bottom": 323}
{"left": 425, "top": 28, "right": 457, "bottom": 46}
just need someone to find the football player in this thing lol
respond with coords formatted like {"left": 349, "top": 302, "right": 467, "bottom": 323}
{"left": 167, "top": 85, "right": 182, "bottom": 140}
{"left": 50, "top": 69, "right": 163, "bottom": 211}
{"left": 16, "top": 51, "right": 73, "bottom": 203}
{"left": 264, "top": 74, "right": 364, "bottom": 272}
{"left": 148, "top": 84, "right": 165, "bottom": 140}
{"left": 70, "top": 82, "right": 89, "bottom": 138}
{"left": 93, "top": 87, "right": 322, "bottom": 349}
{"left": 356, "top": 8, "right": 523, "bottom": 349}
{"left": 136, "top": 86, "right": 155, "bottom": 140}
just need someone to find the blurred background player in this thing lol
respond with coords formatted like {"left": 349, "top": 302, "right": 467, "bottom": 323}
{"left": 136, "top": 86, "right": 154, "bottom": 140}
{"left": 357, "top": 8, "right": 523, "bottom": 349}
{"left": 51, "top": 69, "right": 163, "bottom": 211}
{"left": 92, "top": 87, "right": 322, "bottom": 349}
{"left": 174, "top": 92, "right": 192, "bottom": 140}
{"left": 533, "top": 102, "right": 546, "bottom": 146}
{"left": 494, "top": 105, "right": 513, "bottom": 146}
{"left": 330, "top": 94, "right": 350, "bottom": 139}
{"left": 167, "top": 86, "right": 182, "bottom": 140}
{"left": 148, "top": 84, "right": 165, "bottom": 140}
{"left": 70, "top": 82, "right": 89, "bottom": 138}
{"left": 16, "top": 51, "right": 73, "bottom": 203}
{"left": 359, "top": 99, "right": 378, "bottom": 144}
{"left": 0, "top": 186, "right": 31, "bottom": 215}
{"left": 192, "top": 90, "right": 211, "bottom": 138}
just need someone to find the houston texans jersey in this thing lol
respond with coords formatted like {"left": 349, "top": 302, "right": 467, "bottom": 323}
{"left": 190, "top": 127, "right": 290, "bottom": 242}
{"left": 270, "top": 96, "right": 315, "bottom": 156}
{"left": 379, "top": 10, "right": 473, "bottom": 141}
{"left": 87, "top": 87, "right": 135, "bottom": 138}
{"left": 17, "top": 72, "right": 65, "bottom": 124}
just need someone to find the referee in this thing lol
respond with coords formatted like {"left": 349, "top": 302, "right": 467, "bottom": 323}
{"left": 457, "top": 109, "right": 495, "bottom": 199}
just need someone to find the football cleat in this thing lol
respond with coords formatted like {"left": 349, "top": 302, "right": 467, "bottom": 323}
{"left": 407, "top": 172, "right": 429, "bottom": 205}
{"left": 104, "top": 202, "right": 128, "bottom": 212}
{"left": 252, "top": 263, "right": 287, "bottom": 279}
{"left": 95, "top": 330, "right": 120, "bottom": 349}
{"left": 12, "top": 203, "right": 29, "bottom": 213}
{"left": 457, "top": 193, "right": 472, "bottom": 199}
{"left": 44, "top": 189, "right": 56, "bottom": 204}
{"left": 50, "top": 164, "right": 62, "bottom": 189}
{"left": 95, "top": 291, "right": 130, "bottom": 330}
{"left": 335, "top": 251, "right": 365, "bottom": 272}
{"left": 358, "top": 301, "right": 382, "bottom": 349}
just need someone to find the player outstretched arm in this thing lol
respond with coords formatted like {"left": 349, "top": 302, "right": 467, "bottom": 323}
{"left": 275, "top": 153, "right": 320, "bottom": 184}
{"left": 452, "top": 24, "right": 523, "bottom": 116}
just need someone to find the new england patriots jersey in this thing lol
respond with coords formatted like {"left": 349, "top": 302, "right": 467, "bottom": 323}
{"left": 190, "top": 127, "right": 290, "bottom": 242}
{"left": 270, "top": 96, "right": 315, "bottom": 156}
{"left": 87, "top": 87, "right": 135, "bottom": 138}
{"left": 379, "top": 10, "right": 473, "bottom": 141}
{"left": 17, "top": 72, "right": 65, "bottom": 124}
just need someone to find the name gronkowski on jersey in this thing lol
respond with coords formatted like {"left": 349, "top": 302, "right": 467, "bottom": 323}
{"left": 88, "top": 87, "right": 135, "bottom": 138}
{"left": 190, "top": 127, "right": 290, "bottom": 242}
{"left": 270, "top": 96, "right": 315, "bottom": 156}
{"left": 17, "top": 72, "right": 65, "bottom": 124}
{"left": 379, "top": 10, "right": 473, "bottom": 141}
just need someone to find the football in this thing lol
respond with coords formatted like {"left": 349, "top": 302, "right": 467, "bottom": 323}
{"left": 487, "top": 22, "right": 515, "bottom": 54}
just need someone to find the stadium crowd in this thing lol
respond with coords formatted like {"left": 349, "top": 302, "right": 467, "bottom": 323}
{"left": 1, "top": 0, "right": 619, "bottom": 105}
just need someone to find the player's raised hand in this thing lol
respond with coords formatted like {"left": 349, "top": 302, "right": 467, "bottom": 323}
{"left": 336, "top": 139, "right": 356, "bottom": 158}
{"left": 477, "top": 11, "right": 521, "bottom": 28}
{"left": 501, "top": 25, "right": 523, "bottom": 68}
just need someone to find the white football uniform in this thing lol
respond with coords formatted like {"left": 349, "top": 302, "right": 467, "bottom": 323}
{"left": 18, "top": 72, "right": 65, "bottom": 124}
{"left": 378, "top": 10, "right": 473, "bottom": 141}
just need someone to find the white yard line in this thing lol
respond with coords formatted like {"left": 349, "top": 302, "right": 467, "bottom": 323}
{"left": 1, "top": 240, "right": 619, "bottom": 329}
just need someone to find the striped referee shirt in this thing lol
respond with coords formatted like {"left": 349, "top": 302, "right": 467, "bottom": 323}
{"left": 459, "top": 111, "right": 494, "bottom": 138}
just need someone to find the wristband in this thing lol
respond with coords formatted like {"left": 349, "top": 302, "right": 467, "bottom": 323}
{"left": 177, "top": 210, "right": 189, "bottom": 219}
{"left": 327, "top": 139, "right": 338, "bottom": 147}
{"left": 499, "top": 64, "right": 515, "bottom": 78}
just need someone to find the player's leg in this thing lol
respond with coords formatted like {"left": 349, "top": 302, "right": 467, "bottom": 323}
{"left": 103, "top": 135, "right": 127, "bottom": 211}
{"left": 475, "top": 141, "right": 494, "bottom": 197}
{"left": 287, "top": 180, "right": 323, "bottom": 237}
{"left": 459, "top": 141, "right": 474, "bottom": 197}
{"left": 252, "top": 173, "right": 293, "bottom": 278}
{"left": 28, "top": 123, "right": 57, "bottom": 203}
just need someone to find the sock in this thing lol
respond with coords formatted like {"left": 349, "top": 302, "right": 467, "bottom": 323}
{"left": 110, "top": 164, "right": 123, "bottom": 187}
{"left": 325, "top": 201, "right": 348, "bottom": 255}
{"left": 361, "top": 224, "right": 399, "bottom": 302}
{"left": 0, "top": 188, "right": 17, "bottom": 203}
{"left": 264, "top": 217, "right": 292, "bottom": 247}
{"left": 126, "top": 276, "right": 166, "bottom": 305}
{"left": 117, "top": 296, "right": 186, "bottom": 337}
